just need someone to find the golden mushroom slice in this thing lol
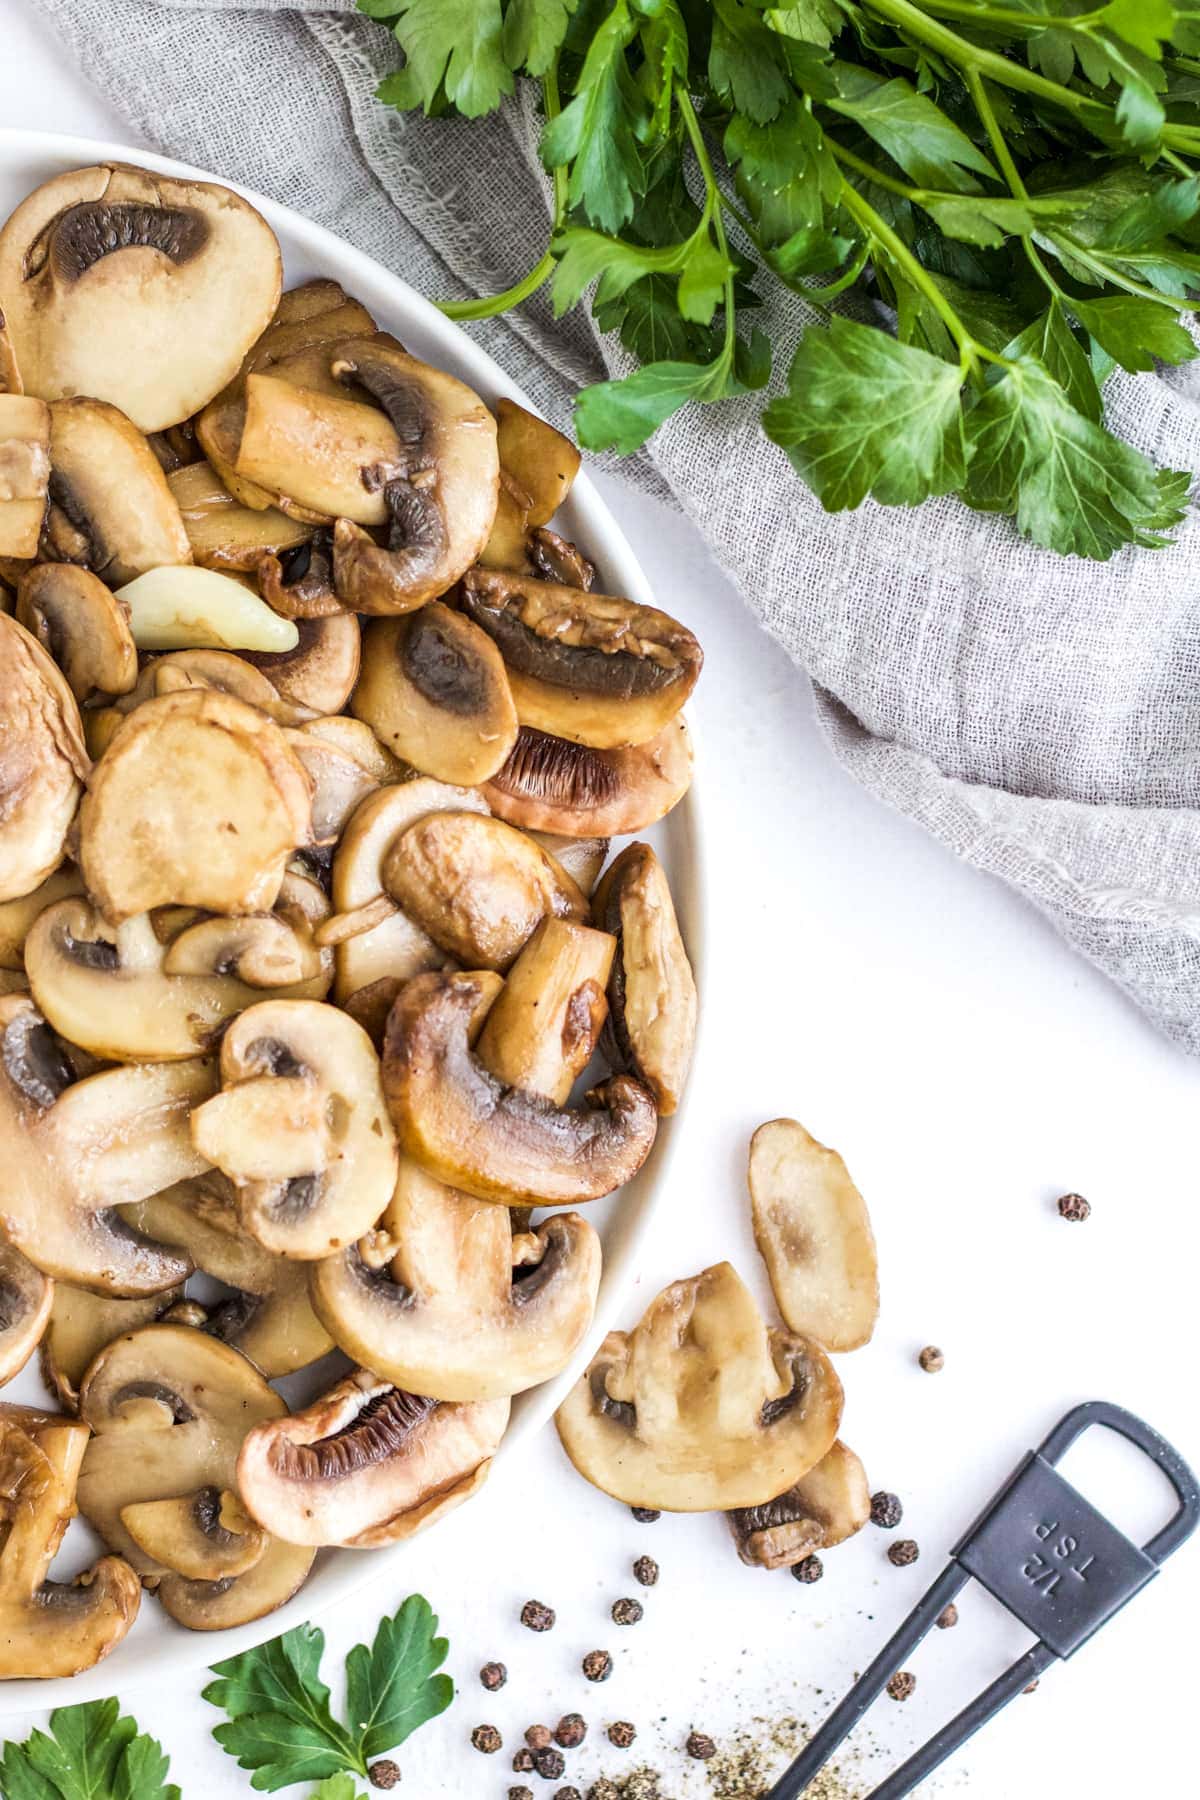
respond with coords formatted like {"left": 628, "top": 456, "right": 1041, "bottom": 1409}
{"left": 237, "top": 1368, "right": 509, "bottom": 1548}
{"left": 383, "top": 969, "right": 657, "bottom": 1206}
{"left": 475, "top": 916, "right": 614, "bottom": 1106}
{"left": 384, "top": 811, "right": 589, "bottom": 973}
{"left": 461, "top": 568, "right": 702, "bottom": 749}
{"left": 0, "top": 865, "right": 85, "bottom": 972}
{"left": 191, "top": 999, "right": 398, "bottom": 1259}
{"left": 302, "top": 714, "right": 408, "bottom": 782}
{"left": 494, "top": 398, "right": 580, "bottom": 527}
{"left": 167, "top": 458, "right": 314, "bottom": 570}
{"left": 311, "top": 1157, "right": 601, "bottom": 1400}
{"left": 0, "top": 992, "right": 207, "bottom": 1293}
{"left": 41, "top": 1283, "right": 186, "bottom": 1411}
{"left": 121, "top": 1488, "right": 266, "bottom": 1581}
{"left": 0, "top": 1245, "right": 52, "bottom": 1386}
{"left": 78, "top": 688, "right": 311, "bottom": 921}
{"left": 556, "top": 1263, "right": 843, "bottom": 1511}
{"left": 40, "top": 398, "right": 192, "bottom": 582}
{"left": 353, "top": 605, "right": 518, "bottom": 786}
{"left": 484, "top": 718, "right": 693, "bottom": 839}
{"left": 240, "top": 613, "right": 361, "bottom": 720}
{"left": 592, "top": 842, "right": 697, "bottom": 1117}
{"left": 0, "top": 614, "right": 89, "bottom": 903}
{"left": 284, "top": 728, "right": 383, "bottom": 851}
{"left": 16, "top": 564, "right": 138, "bottom": 701}
{"left": 748, "top": 1119, "right": 880, "bottom": 1353}
{"left": 235, "top": 374, "right": 403, "bottom": 525}
{"left": 529, "top": 832, "right": 610, "bottom": 896}
{"left": 0, "top": 393, "right": 50, "bottom": 558}
{"left": 0, "top": 161, "right": 282, "bottom": 430}
{"left": 0, "top": 1404, "right": 141, "bottom": 1677}
{"left": 77, "top": 1326, "right": 314, "bottom": 1631}
{"left": 727, "top": 1440, "right": 872, "bottom": 1569}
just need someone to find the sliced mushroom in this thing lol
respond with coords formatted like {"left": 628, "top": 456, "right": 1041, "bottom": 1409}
{"left": 593, "top": 842, "right": 696, "bottom": 1116}
{"left": 167, "top": 458, "right": 314, "bottom": 570}
{"left": 484, "top": 719, "right": 693, "bottom": 839}
{"left": 475, "top": 917, "right": 614, "bottom": 1106}
{"left": 0, "top": 393, "right": 50, "bottom": 558}
{"left": 121, "top": 1488, "right": 266, "bottom": 1580}
{"left": 233, "top": 373, "right": 403, "bottom": 525}
{"left": 301, "top": 714, "right": 408, "bottom": 783}
{"left": 41, "top": 1282, "right": 185, "bottom": 1411}
{"left": 329, "top": 340, "right": 499, "bottom": 612}
{"left": 312, "top": 1156, "right": 600, "bottom": 1400}
{"left": 0, "top": 864, "right": 84, "bottom": 970}
{"left": 284, "top": 729, "right": 382, "bottom": 849}
{"left": 556, "top": 1262, "right": 843, "bottom": 1510}
{"left": 383, "top": 969, "right": 657, "bottom": 1205}
{"left": 528, "top": 526, "right": 596, "bottom": 590}
{"left": 0, "top": 993, "right": 208, "bottom": 1292}
{"left": 41, "top": 399, "right": 192, "bottom": 583}
{"left": 113, "top": 645, "right": 293, "bottom": 722}
{"left": 384, "top": 811, "right": 588, "bottom": 973}
{"left": 494, "top": 398, "right": 580, "bottom": 527}
{"left": 727, "top": 1440, "right": 871, "bottom": 1569}
{"left": 147, "top": 420, "right": 201, "bottom": 474}
{"left": 237, "top": 1368, "right": 509, "bottom": 1547}
{"left": 0, "top": 1245, "right": 52, "bottom": 1386}
{"left": 240, "top": 613, "right": 361, "bottom": 720}
{"left": 162, "top": 910, "right": 330, "bottom": 989}
{"left": 529, "top": 831, "right": 609, "bottom": 895}
{"left": 461, "top": 568, "right": 702, "bottom": 749}
{"left": 748, "top": 1119, "right": 880, "bottom": 1354}
{"left": 0, "top": 1405, "right": 141, "bottom": 1675}
{"left": 77, "top": 1325, "right": 313, "bottom": 1630}
{"left": 78, "top": 688, "right": 311, "bottom": 921}
{"left": 122, "top": 1173, "right": 333, "bottom": 1377}
{"left": 113, "top": 564, "right": 299, "bottom": 653}
{"left": 353, "top": 604, "right": 518, "bottom": 785}
{"left": 257, "top": 532, "right": 343, "bottom": 619}
{"left": 331, "top": 779, "right": 489, "bottom": 1004}
{"left": 0, "top": 162, "right": 282, "bottom": 430}
{"left": 16, "top": 564, "right": 137, "bottom": 700}
{"left": 0, "top": 613, "right": 88, "bottom": 902}
{"left": 0, "top": 309, "right": 21, "bottom": 396}
{"left": 242, "top": 280, "right": 376, "bottom": 373}
{"left": 191, "top": 999, "right": 398, "bottom": 1258}
{"left": 478, "top": 469, "right": 534, "bottom": 572}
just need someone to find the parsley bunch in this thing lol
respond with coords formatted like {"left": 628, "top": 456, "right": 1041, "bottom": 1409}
{"left": 358, "top": 0, "right": 1200, "bottom": 558}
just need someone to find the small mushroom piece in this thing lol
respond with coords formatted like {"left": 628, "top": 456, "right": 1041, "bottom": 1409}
{"left": 529, "top": 832, "right": 609, "bottom": 895}
{"left": 0, "top": 865, "right": 85, "bottom": 971}
{"left": 494, "top": 398, "right": 581, "bottom": 527}
{"left": 476, "top": 917, "right": 614, "bottom": 1106}
{"left": 0, "top": 1245, "right": 53, "bottom": 1386}
{"left": 478, "top": 469, "right": 534, "bottom": 573}
{"left": 40, "top": 1282, "right": 185, "bottom": 1411}
{"left": 41, "top": 398, "right": 192, "bottom": 583}
{"left": 235, "top": 374, "right": 403, "bottom": 525}
{"left": 113, "top": 564, "right": 299, "bottom": 653}
{"left": 0, "top": 614, "right": 89, "bottom": 902}
{"left": 301, "top": 714, "right": 408, "bottom": 782}
{"left": 79, "top": 688, "right": 311, "bottom": 921}
{"left": 592, "top": 842, "right": 696, "bottom": 1116}
{"left": 284, "top": 729, "right": 382, "bottom": 849}
{"left": 241, "top": 280, "right": 377, "bottom": 372}
{"left": 312, "top": 1156, "right": 601, "bottom": 1399}
{"left": 461, "top": 568, "right": 702, "bottom": 749}
{"left": 384, "top": 811, "right": 588, "bottom": 973}
{"left": 16, "top": 564, "right": 137, "bottom": 701}
{"left": 727, "top": 1440, "right": 871, "bottom": 1569}
{"left": 191, "top": 999, "right": 398, "bottom": 1258}
{"left": 163, "top": 910, "right": 329, "bottom": 989}
{"left": 121, "top": 1488, "right": 266, "bottom": 1580}
{"left": 0, "top": 393, "right": 50, "bottom": 558}
{"left": 77, "top": 1325, "right": 314, "bottom": 1630}
{"left": 257, "top": 533, "right": 344, "bottom": 620}
{"left": 330, "top": 341, "right": 499, "bottom": 613}
{"left": 167, "top": 458, "right": 314, "bottom": 570}
{"left": 748, "top": 1119, "right": 880, "bottom": 1353}
{"left": 0, "top": 162, "right": 282, "bottom": 430}
{"left": 555, "top": 1262, "right": 844, "bottom": 1511}
{"left": 0, "top": 309, "right": 21, "bottom": 396}
{"left": 383, "top": 969, "right": 657, "bottom": 1205}
{"left": 527, "top": 526, "right": 596, "bottom": 590}
{"left": 484, "top": 719, "right": 693, "bottom": 839}
{"left": 353, "top": 605, "right": 518, "bottom": 785}
{"left": 237, "top": 1368, "right": 510, "bottom": 1548}
{"left": 0, "top": 1405, "right": 141, "bottom": 1676}
{"left": 240, "top": 613, "right": 361, "bottom": 720}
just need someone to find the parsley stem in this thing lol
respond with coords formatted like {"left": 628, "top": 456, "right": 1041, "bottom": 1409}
{"left": 828, "top": 141, "right": 916, "bottom": 200}
{"left": 678, "top": 90, "right": 738, "bottom": 363}
{"left": 1043, "top": 236, "right": 1192, "bottom": 310}
{"left": 962, "top": 69, "right": 1025, "bottom": 199}
{"left": 837, "top": 182, "right": 987, "bottom": 373}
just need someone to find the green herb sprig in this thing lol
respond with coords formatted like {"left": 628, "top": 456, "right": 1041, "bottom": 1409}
{"left": 0, "top": 1699, "right": 179, "bottom": 1800}
{"left": 359, "top": 0, "right": 1200, "bottom": 558}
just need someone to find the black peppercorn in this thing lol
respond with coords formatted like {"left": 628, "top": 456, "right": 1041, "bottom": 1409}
{"left": 887, "top": 1671, "right": 916, "bottom": 1701}
{"left": 471, "top": 1724, "right": 503, "bottom": 1754}
{"left": 534, "top": 1747, "right": 566, "bottom": 1780}
{"left": 936, "top": 1603, "right": 959, "bottom": 1629}
{"left": 888, "top": 1538, "right": 919, "bottom": 1567}
{"left": 791, "top": 1554, "right": 824, "bottom": 1584}
{"left": 612, "top": 1597, "right": 643, "bottom": 1626}
{"left": 918, "top": 1345, "right": 945, "bottom": 1373}
{"left": 521, "top": 1598, "right": 556, "bottom": 1632}
{"left": 1057, "top": 1191, "right": 1091, "bottom": 1222}
{"left": 582, "top": 1649, "right": 612, "bottom": 1682}
{"left": 510, "top": 1789, "right": 534, "bottom": 1800}
{"left": 480, "top": 1660, "right": 508, "bottom": 1691}
{"left": 870, "top": 1491, "right": 903, "bottom": 1529}
{"left": 512, "top": 1749, "right": 535, "bottom": 1773}
{"left": 368, "top": 1762, "right": 401, "bottom": 1790}
{"left": 525, "top": 1725, "right": 552, "bottom": 1751}
{"left": 630, "top": 1507, "right": 660, "bottom": 1522}
{"left": 555, "top": 1714, "right": 587, "bottom": 1749}
{"left": 554, "top": 1790, "right": 583, "bottom": 1800}
{"left": 686, "top": 1731, "right": 717, "bottom": 1760}
{"left": 608, "top": 1721, "right": 637, "bottom": 1749}
{"left": 632, "top": 1555, "right": 659, "bottom": 1586}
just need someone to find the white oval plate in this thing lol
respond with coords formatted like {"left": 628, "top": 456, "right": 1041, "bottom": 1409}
{"left": 0, "top": 128, "right": 706, "bottom": 1707}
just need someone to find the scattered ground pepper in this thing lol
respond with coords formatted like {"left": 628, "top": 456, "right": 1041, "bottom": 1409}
{"left": 686, "top": 1731, "right": 717, "bottom": 1759}
{"left": 521, "top": 1599, "right": 556, "bottom": 1632}
{"left": 608, "top": 1721, "right": 637, "bottom": 1748}
{"left": 555, "top": 1714, "right": 587, "bottom": 1748}
{"left": 1057, "top": 1191, "right": 1091, "bottom": 1221}
{"left": 471, "top": 1724, "right": 502, "bottom": 1753}
{"left": 480, "top": 1660, "right": 508, "bottom": 1690}
{"left": 632, "top": 1555, "right": 659, "bottom": 1587}
{"left": 630, "top": 1507, "right": 660, "bottom": 1522}
{"left": 888, "top": 1539, "right": 919, "bottom": 1567}
{"left": 612, "top": 1597, "right": 644, "bottom": 1626}
{"left": 869, "top": 1491, "right": 903, "bottom": 1529}
{"left": 792, "top": 1554, "right": 824, "bottom": 1584}
{"left": 918, "top": 1345, "right": 944, "bottom": 1373}
{"left": 367, "top": 1762, "right": 400, "bottom": 1790}
{"left": 526, "top": 1725, "right": 553, "bottom": 1750}
{"left": 535, "top": 1747, "right": 567, "bottom": 1779}
{"left": 936, "top": 1603, "right": 958, "bottom": 1629}
{"left": 886, "top": 1672, "right": 917, "bottom": 1701}
{"left": 512, "top": 1748, "right": 535, "bottom": 1773}
{"left": 583, "top": 1649, "right": 613, "bottom": 1682}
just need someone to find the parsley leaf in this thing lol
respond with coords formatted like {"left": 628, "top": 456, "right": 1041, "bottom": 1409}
{"left": 309, "top": 1781, "right": 364, "bottom": 1800}
{"left": 345, "top": 1596, "right": 453, "bottom": 1761}
{"left": 1010, "top": 302, "right": 1103, "bottom": 423}
{"left": 710, "top": 0, "right": 793, "bottom": 123}
{"left": 541, "top": 0, "right": 644, "bottom": 231}
{"left": 1066, "top": 293, "right": 1198, "bottom": 371}
{"left": 829, "top": 64, "right": 997, "bottom": 192}
{"left": 576, "top": 353, "right": 735, "bottom": 451}
{"left": 503, "top": 0, "right": 578, "bottom": 75}
{"left": 378, "top": 0, "right": 512, "bottom": 117}
{"left": 0, "top": 1702, "right": 179, "bottom": 1800}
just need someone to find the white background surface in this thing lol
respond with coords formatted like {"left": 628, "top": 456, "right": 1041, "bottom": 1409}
{"left": 2, "top": 9, "right": 1198, "bottom": 1797}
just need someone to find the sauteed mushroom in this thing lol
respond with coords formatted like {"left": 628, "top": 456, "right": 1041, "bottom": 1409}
{"left": 41, "top": 1283, "right": 186, "bottom": 1411}
{"left": 727, "top": 1440, "right": 871, "bottom": 1569}
{"left": 0, "top": 614, "right": 88, "bottom": 902}
{"left": 593, "top": 842, "right": 697, "bottom": 1116}
{"left": 16, "top": 564, "right": 137, "bottom": 701}
{"left": 40, "top": 398, "right": 191, "bottom": 582}
{"left": 0, "top": 1246, "right": 53, "bottom": 1387}
{"left": 484, "top": 718, "right": 693, "bottom": 838}
{"left": 0, "top": 393, "right": 50, "bottom": 558}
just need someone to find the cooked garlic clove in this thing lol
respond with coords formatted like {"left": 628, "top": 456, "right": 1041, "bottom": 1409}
{"left": 115, "top": 565, "right": 300, "bottom": 653}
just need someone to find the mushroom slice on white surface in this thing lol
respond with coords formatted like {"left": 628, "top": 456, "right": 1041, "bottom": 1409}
{"left": 40, "top": 1282, "right": 186, "bottom": 1411}
{"left": 484, "top": 719, "right": 693, "bottom": 838}
{"left": 191, "top": 999, "right": 398, "bottom": 1259}
{"left": 237, "top": 1367, "right": 510, "bottom": 1547}
{"left": 556, "top": 1262, "right": 843, "bottom": 1511}
{"left": 16, "top": 564, "right": 137, "bottom": 700}
{"left": 40, "top": 398, "right": 192, "bottom": 583}
{"left": 0, "top": 392, "right": 50, "bottom": 559}
{"left": 78, "top": 688, "right": 311, "bottom": 921}
{"left": 727, "top": 1440, "right": 872, "bottom": 1568}
{"left": 0, "top": 162, "right": 282, "bottom": 430}
{"left": 311, "top": 1156, "right": 601, "bottom": 1400}
{"left": 77, "top": 1325, "right": 313, "bottom": 1630}
{"left": 0, "top": 1245, "right": 53, "bottom": 1386}
{"left": 0, "top": 613, "right": 88, "bottom": 904}
{"left": 748, "top": 1118, "right": 880, "bottom": 1353}
{"left": 593, "top": 841, "right": 697, "bottom": 1116}
{"left": 0, "top": 1405, "right": 141, "bottom": 1677}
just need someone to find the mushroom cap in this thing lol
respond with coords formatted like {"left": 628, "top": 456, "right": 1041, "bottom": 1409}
{"left": 78, "top": 687, "right": 311, "bottom": 921}
{"left": 191, "top": 998, "right": 398, "bottom": 1259}
{"left": 382, "top": 969, "right": 658, "bottom": 1206}
{"left": 484, "top": 718, "right": 693, "bottom": 839}
{"left": 16, "top": 563, "right": 138, "bottom": 702}
{"left": 555, "top": 1262, "right": 844, "bottom": 1511}
{"left": 0, "top": 1242, "right": 53, "bottom": 1386}
{"left": 494, "top": 398, "right": 580, "bottom": 528}
{"left": 284, "top": 729, "right": 382, "bottom": 848}
{"left": 237, "top": 1367, "right": 509, "bottom": 1547}
{"left": 311, "top": 1158, "right": 602, "bottom": 1400}
{"left": 592, "top": 842, "right": 697, "bottom": 1116}
{"left": 727, "top": 1439, "right": 872, "bottom": 1568}
{"left": 40, "top": 1281, "right": 185, "bottom": 1411}
{"left": 0, "top": 162, "right": 282, "bottom": 430}
{"left": 0, "top": 613, "right": 88, "bottom": 903}
{"left": 77, "top": 1324, "right": 314, "bottom": 1630}
{"left": 42, "top": 398, "right": 192, "bottom": 584}
{"left": 121, "top": 1487, "right": 266, "bottom": 1581}
{"left": 241, "top": 613, "right": 362, "bottom": 721}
